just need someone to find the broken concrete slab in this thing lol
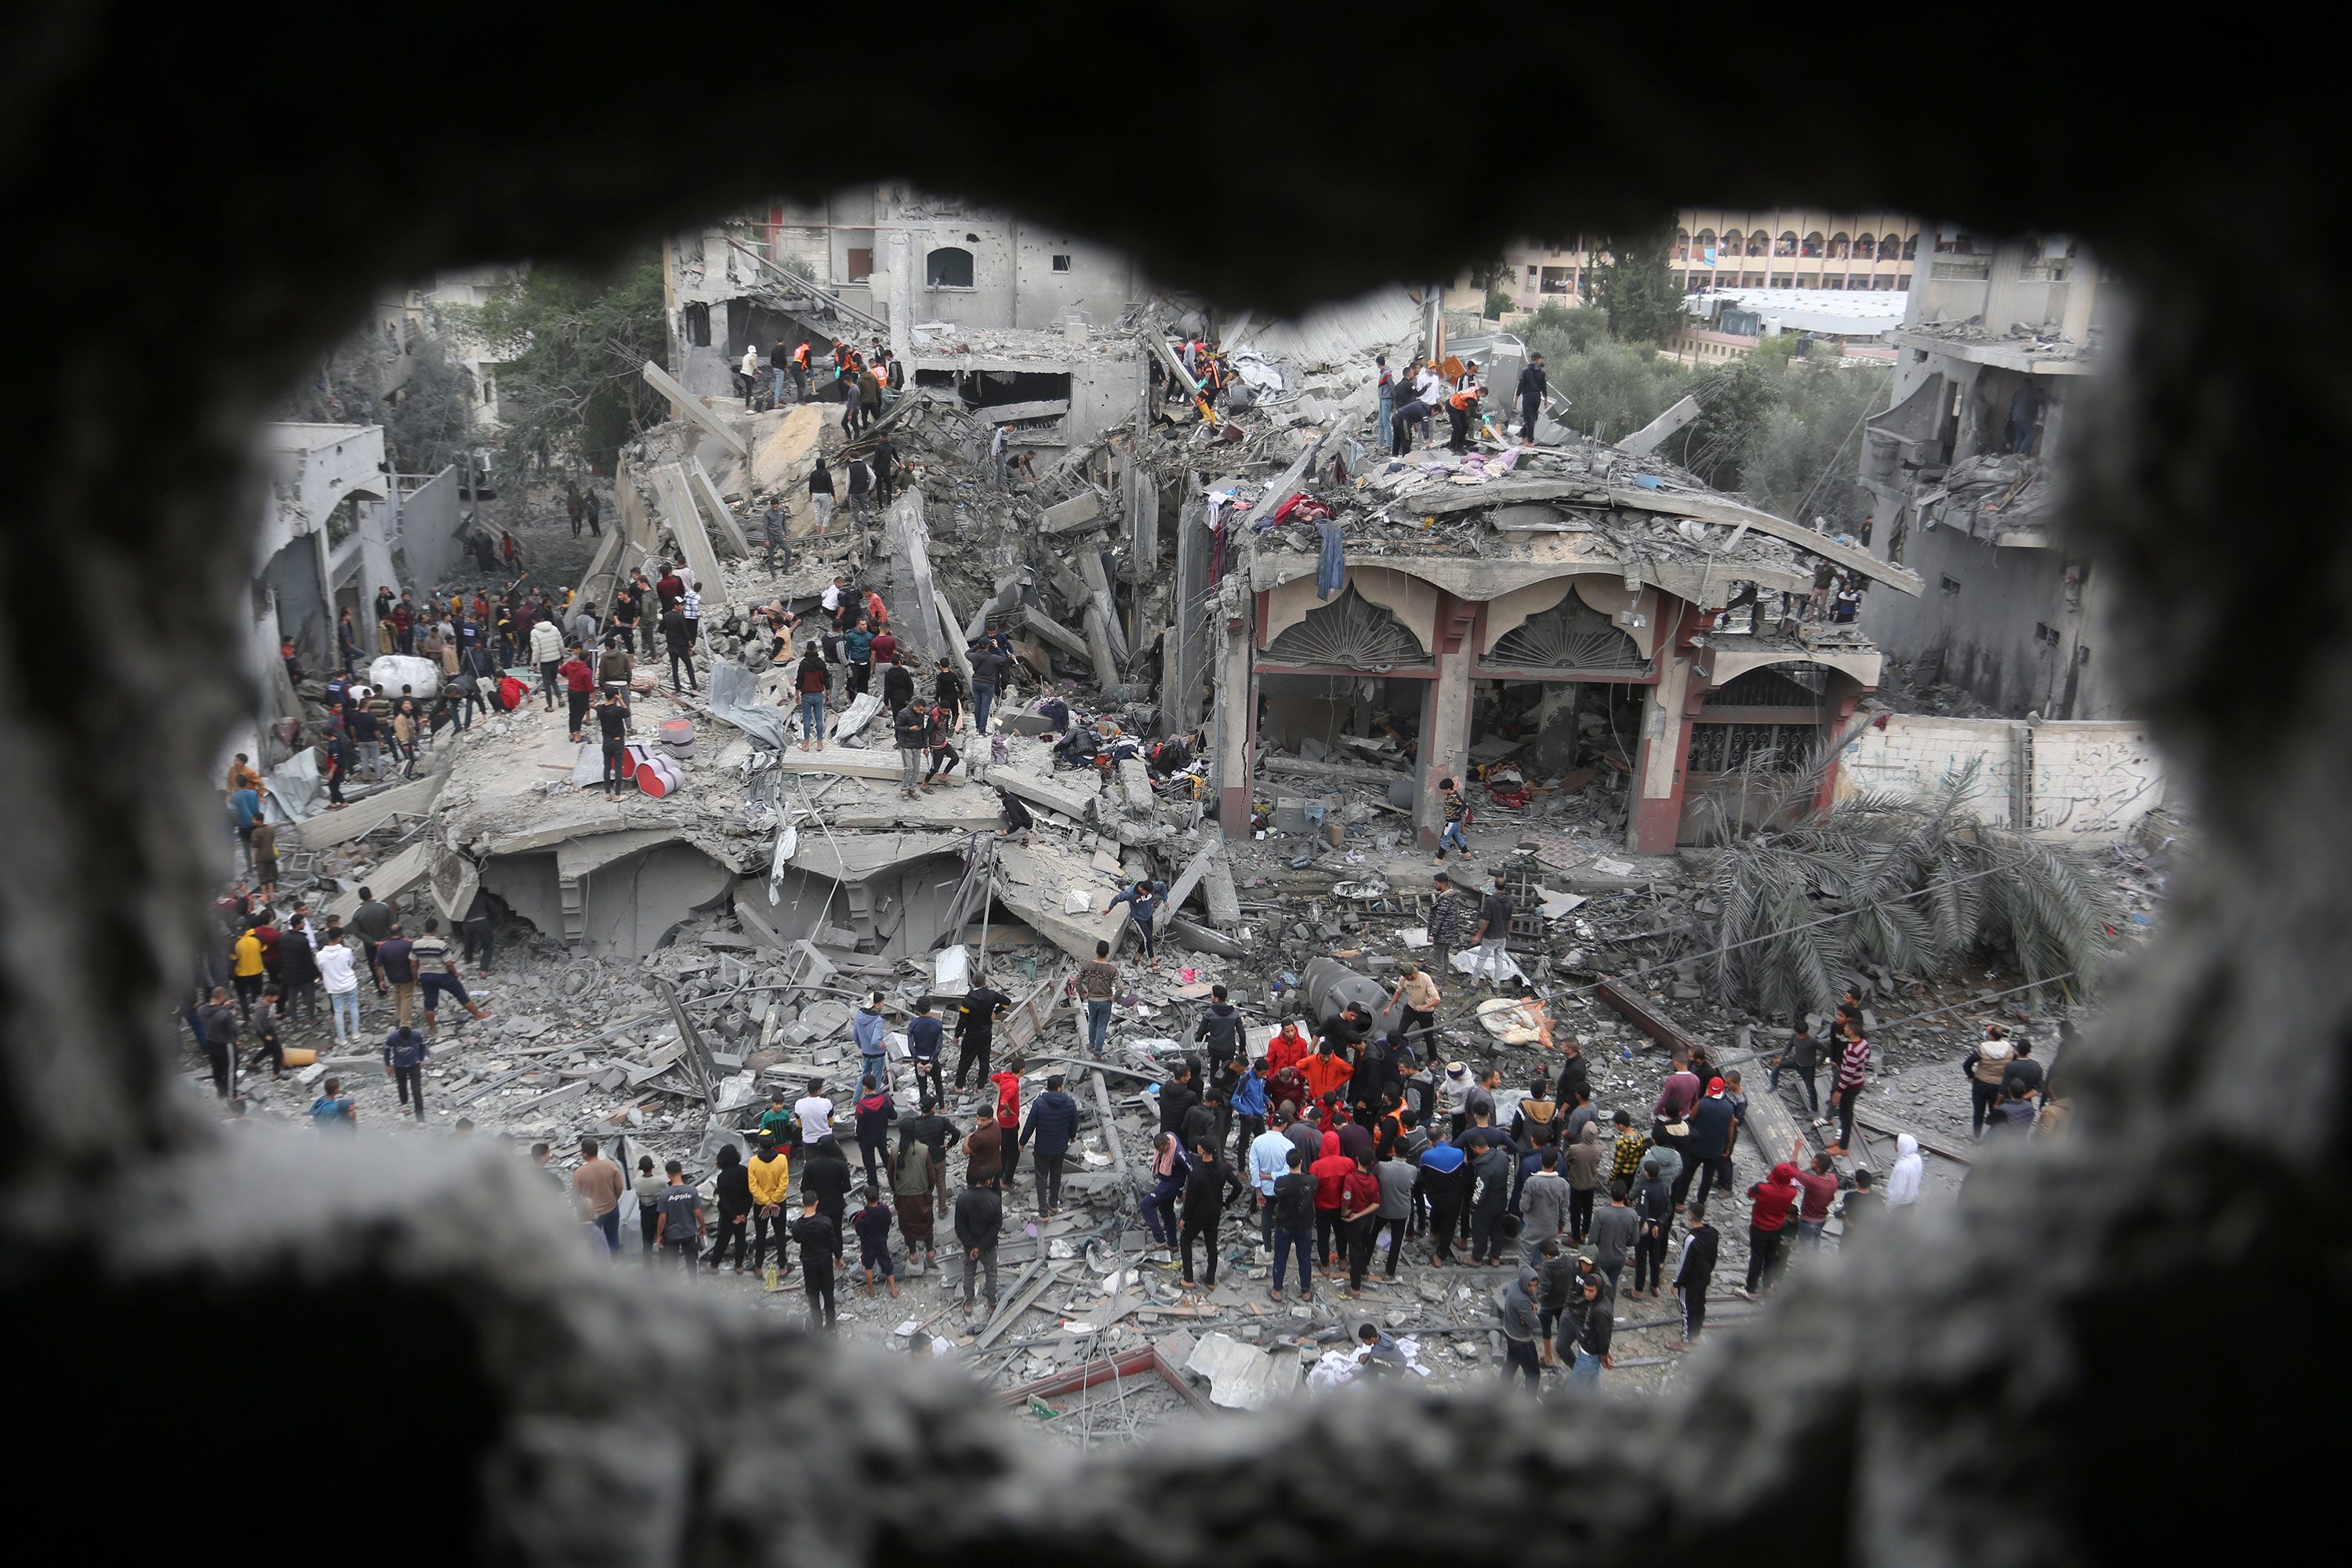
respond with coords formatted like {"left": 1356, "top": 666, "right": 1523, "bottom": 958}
{"left": 639, "top": 358, "right": 749, "bottom": 460}
{"left": 688, "top": 457, "right": 752, "bottom": 557}
{"left": 1020, "top": 608, "right": 1092, "bottom": 662}
{"left": 991, "top": 839, "right": 1127, "bottom": 962}
{"left": 651, "top": 463, "right": 726, "bottom": 611}
{"left": 1617, "top": 394, "right": 1703, "bottom": 459}
{"left": 292, "top": 770, "right": 447, "bottom": 849}
{"left": 325, "top": 837, "right": 434, "bottom": 924}
{"left": 1039, "top": 490, "right": 1103, "bottom": 535}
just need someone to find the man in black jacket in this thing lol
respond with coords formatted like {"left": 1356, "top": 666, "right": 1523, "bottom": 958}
{"left": 661, "top": 601, "right": 696, "bottom": 694}
{"left": 893, "top": 699, "right": 928, "bottom": 800}
{"left": 800, "top": 1140, "right": 854, "bottom": 1264}
{"left": 1670, "top": 1206, "right": 1720, "bottom": 1348}
{"left": 1158, "top": 1062, "right": 1201, "bottom": 1142}
{"left": 966, "top": 640, "right": 1009, "bottom": 736}
{"left": 789, "top": 1192, "right": 838, "bottom": 1329}
{"left": 1018, "top": 1074, "right": 1080, "bottom": 1214}
{"left": 703, "top": 1145, "right": 752, "bottom": 1272}
{"left": 953, "top": 976, "right": 1010, "bottom": 1091}
{"left": 953, "top": 1174, "right": 1003, "bottom": 1316}
{"left": 1179, "top": 1138, "right": 1244, "bottom": 1289}
{"left": 1269, "top": 1147, "right": 1317, "bottom": 1304}
{"left": 1193, "top": 986, "right": 1246, "bottom": 1079}
{"left": 1515, "top": 352, "right": 1547, "bottom": 442}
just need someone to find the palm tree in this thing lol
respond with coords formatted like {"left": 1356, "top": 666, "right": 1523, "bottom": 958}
{"left": 1689, "top": 727, "right": 2122, "bottom": 1014}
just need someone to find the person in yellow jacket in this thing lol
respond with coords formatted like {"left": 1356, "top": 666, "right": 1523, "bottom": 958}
{"left": 231, "top": 926, "right": 267, "bottom": 1022}
{"left": 746, "top": 1134, "right": 793, "bottom": 1276}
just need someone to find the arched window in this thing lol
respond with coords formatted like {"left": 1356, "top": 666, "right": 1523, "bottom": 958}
{"left": 1748, "top": 229, "right": 1769, "bottom": 256}
{"left": 924, "top": 246, "right": 975, "bottom": 288}
{"left": 1853, "top": 234, "right": 1877, "bottom": 260}
{"left": 1902, "top": 234, "right": 1918, "bottom": 260}
{"left": 1828, "top": 231, "right": 1850, "bottom": 259}
{"left": 1696, "top": 228, "right": 1717, "bottom": 251}
{"left": 1803, "top": 230, "right": 1824, "bottom": 258}
{"left": 1776, "top": 230, "right": 1797, "bottom": 257}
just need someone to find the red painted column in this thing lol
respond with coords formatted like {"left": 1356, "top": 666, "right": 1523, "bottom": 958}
{"left": 1627, "top": 608, "right": 1711, "bottom": 855}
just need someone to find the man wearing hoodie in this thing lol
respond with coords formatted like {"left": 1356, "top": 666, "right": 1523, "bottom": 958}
{"left": 852, "top": 1076, "right": 897, "bottom": 1189}
{"left": 1497, "top": 1265, "right": 1544, "bottom": 1389}
{"left": 1788, "top": 1142, "right": 1841, "bottom": 1250}
{"left": 1468, "top": 1132, "right": 1515, "bottom": 1265}
{"left": 747, "top": 1134, "right": 793, "bottom": 1276}
{"left": 1630, "top": 1158, "right": 1674, "bottom": 1298}
{"left": 1519, "top": 1146, "right": 1572, "bottom": 1262}
{"left": 1231, "top": 1057, "right": 1271, "bottom": 1166}
{"left": 852, "top": 991, "right": 891, "bottom": 1092}
{"left": 1566, "top": 1121, "right": 1604, "bottom": 1243}
{"left": 1737, "top": 1162, "right": 1801, "bottom": 1299}
{"left": 1886, "top": 1132, "right": 1925, "bottom": 1210}
{"left": 1193, "top": 985, "right": 1246, "bottom": 1080}
{"left": 1178, "top": 1137, "right": 1244, "bottom": 1289}
{"left": 1018, "top": 1073, "right": 1080, "bottom": 1215}
{"left": 1416, "top": 1128, "right": 1471, "bottom": 1265}
{"left": 1568, "top": 1272, "right": 1613, "bottom": 1387}
{"left": 1669, "top": 1206, "right": 1720, "bottom": 1348}
{"left": 1309, "top": 1129, "right": 1354, "bottom": 1266}
{"left": 1157, "top": 1062, "right": 1202, "bottom": 1145}
{"left": 704, "top": 1145, "right": 753, "bottom": 1272}
{"left": 1438, "top": 1060, "right": 1473, "bottom": 1139}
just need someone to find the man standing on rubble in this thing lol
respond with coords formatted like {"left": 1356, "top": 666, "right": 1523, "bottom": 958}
{"left": 893, "top": 693, "right": 928, "bottom": 801}
{"left": 923, "top": 702, "right": 960, "bottom": 788}
{"left": 953, "top": 973, "right": 1011, "bottom": 1094}
{"left": 853, "top": 991, "right": 891, "bottom": 1090}
{"left": 990, "top": 422, "right": 1009, "bottom": 492}
{"left": 791, "top": 1190, "right": 838, "bottom": 1328}
{"left": 1019, "top": 1073, "right": 1080, "bottom": 1216}
{"left": 382, "top": 1022, "right": 428, "bottom": 1120}
{"left": 1434, "top": 779, "right": 1472, "bottom": 864}
{"left": 746, "top": 1133, "right": 792, "bottom": 1277}
{"left": 953, "top": 1170, "right": 1002, "bottom": 1319}
{"left": 1076, "top": 940, "right": 1119, "bottom": 1059}
{"left": 1471, "top": 872, "right": 1515, "bottom": 991}
{"left": 528, "top": 609, "right": 563, "bottom": 713}
{"left": 655, "top": 1160, "right": 702, "bottom": 1275}
{"left": 906, "top": 996, "right": 946, "bottom": 1111}
{"left": 374, "top": 921, "right": 418, "bottom": 1029}
{"left": 1108, "top": 878, "right": 1167, "bottom": 971}
{"left": 1515, "top": 352, "right": 1547, "bottom": 444}
{"left": 966, "top": 637, "right": 1008, "bottom": 736}
{"left": 661, "top": 594, "right": 698, "bottom": 695}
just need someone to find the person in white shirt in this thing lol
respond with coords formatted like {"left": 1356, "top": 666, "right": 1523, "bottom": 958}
{"left": 738, "top": 344, "right": 763, "bottom": 407}
{"left": 316, "top": 936, "right": 361, "bottom": 1044}
{"left": 990, "top": 424, "right": 1010, "bottom": 492}
{"left": 794, "top": 1078, "right": 836, "bottom": 1145}
{"left": 1413, "top": 365, "right": 1443, "bottom": 444}
{"left": 1886, "top": 1133, "right": 1924, "bottom": 1207}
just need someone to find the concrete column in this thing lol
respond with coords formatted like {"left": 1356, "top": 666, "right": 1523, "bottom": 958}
{"left": 1628, "top": 654, "right": 1695, "bottom": 854}
{"left": 1414, "top": 593, "right": 1476, "bottom": 850}
{"left": 2057, "top": 257, "right": 2097, "bottom": 344}
{"left": 888, "top": 231, "right": 915, "bottom": 366}
{"left": 1982, "top": 240, "right": 2030, "bottom": 333}
{"left": 1213, "top": 579, "right": 1256, "bottom": 840}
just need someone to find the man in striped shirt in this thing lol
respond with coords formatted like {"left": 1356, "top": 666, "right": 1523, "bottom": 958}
{"left": 1828, "top": 1020, "right": 1871, "bottom": 1155}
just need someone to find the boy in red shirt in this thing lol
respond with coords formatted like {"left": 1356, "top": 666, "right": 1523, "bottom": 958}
{"left": 558, "top": 643, "right": 595, "bottom": 740}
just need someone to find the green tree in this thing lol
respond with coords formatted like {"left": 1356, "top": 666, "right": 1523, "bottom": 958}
{"left": 1588, "top": 223, "right": 1687, "bottom": 347}
{"left": 448, "top": 250, "right": 667, "bottom": 481}
{"left": 1737, "top": 359, "right": 1886, "bottom": 533}
{"left": 1483, "top": 285, "right": 1515, "bottom": 321}
{"left": 281, "top": 316, "right": 474, "bottom": 474}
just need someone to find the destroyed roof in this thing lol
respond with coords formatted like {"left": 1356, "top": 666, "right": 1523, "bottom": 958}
{"left": 1888, "top": 322, "right": 2100, "bottom": 372}
{"left": 1243, "top": 435, "right": 1922, "bottom": 601}
{"left": 1690, "top": 287, "right": 1909, "bottom": 336}
{"left": 1218, "top": 284, "right": 1425, "bottom": 369}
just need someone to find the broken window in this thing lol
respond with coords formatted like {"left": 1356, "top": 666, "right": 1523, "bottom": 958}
{"left": 1942, "top": 574, "right": 1963, "bottom": 596}
{"left": 845, "top": 248, "right": 873, "bottom": 281}
{"left": 1539, "top": 265, "right": 1573, "bottom": 293}
{"left": 1051, "top": 253, "right": 1072, "bottom": 272}
{"left": 683, "top": 300, "right": 710, "bottom": 347}
{"left": 2035, "top": 622, "right": 2061, "bottom": 648}
{"left": 925, "top": 246, "right": 975, "bottom": 288}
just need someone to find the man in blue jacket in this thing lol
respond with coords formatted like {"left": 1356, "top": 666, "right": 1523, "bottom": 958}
{"left": 1107, "top": 878, "right": 1168, "bottom": 970}
{"left": 1018, "top": 1073, "right": 1081, "bottom": 1215}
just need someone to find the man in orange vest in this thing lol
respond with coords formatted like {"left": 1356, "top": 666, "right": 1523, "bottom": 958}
{"left": 1446, "top": 383, "right": 1482, "bottom": 453}
{"left": 790, "top": 340, "right": 811, "bottom": 402}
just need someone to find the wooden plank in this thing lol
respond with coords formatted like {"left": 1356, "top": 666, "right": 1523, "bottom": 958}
{"left": 1595, "top": 975, "right": 1704, "bottom": 1058}
{"left": 639, "top": 359, "right": 749, "bottom": 459}
{"left": 973, "top": 1261, "right": 1066, "bottom": 1350}
{"left": 1604, "top": 484, "right": 1924, "bottom": 597}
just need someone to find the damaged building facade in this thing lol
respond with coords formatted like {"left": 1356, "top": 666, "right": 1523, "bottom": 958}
{"left": 1856, "top": 232, "right": 2120, "bottom": 717}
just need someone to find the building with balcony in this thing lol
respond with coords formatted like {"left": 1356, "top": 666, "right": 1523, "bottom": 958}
{"left": 1852, "top": 233, "right": 2119, "bottom": 717}
{"left": 1453, "top": 209, "right": 1923, "bottom": 314}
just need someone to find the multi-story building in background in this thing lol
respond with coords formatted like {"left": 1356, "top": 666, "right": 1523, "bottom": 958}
{"left": 1451, "top": 209, "right": 1922, "bottom": 314}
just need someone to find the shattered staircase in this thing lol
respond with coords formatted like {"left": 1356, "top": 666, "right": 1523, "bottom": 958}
{"left": 723, "top": 235, "right": 890, "bottom": 345}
